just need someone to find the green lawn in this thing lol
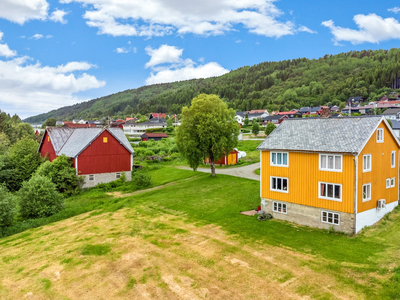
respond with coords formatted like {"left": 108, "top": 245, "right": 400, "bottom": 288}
{"left": 2, "top": 165, "right": 400, "bottom": 298}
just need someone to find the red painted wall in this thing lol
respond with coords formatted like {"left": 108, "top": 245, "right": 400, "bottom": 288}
{"left": 39, "top": 131, "right": 58, "bottom": 161}
{"left": 77, "top": 131, "right": 131, "bottom": 175}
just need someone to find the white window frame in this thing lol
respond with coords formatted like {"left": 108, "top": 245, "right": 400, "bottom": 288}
{"left": 270, "top": 176, "right": 289, "bottom": 193}
{"left": 321, "top": 211, "right": 340, "bottom": 226}
{"left": 319, "top": 154, "right": 343, "bottom": 172}
{"left": 270, "top": 152, "right": 289, "bottom": 167}
{"left": 386, "top": 178, "right": 391, "bottom": 189}
{"left": 362, "top": 183, "right": 371, "bottom": 202}
{"left": 273, "top": 202, "right": 287, "bottom": 214}
{"left": 89, "top": 174, "right": 95, "bottom": 181}
{"left": 363, "top": 154, "right": 371, "bottom": 173}
{"left": 391, "top": 151, "right": 396, "bottom": 168}
{"left": 377, "top": 128, "right": 384, "bottom": 143}
{"left": 116, "top": 172, "right": 121, "bottom": 179}
{"left": 391, "top": 177, "right": 396, "bottom": 188}
{"left": 318, "top": 182, "right": 342, "bottom": 202}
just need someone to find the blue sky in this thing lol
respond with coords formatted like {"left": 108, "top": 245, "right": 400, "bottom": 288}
{"left": 1, "top": 0, "right": 400, "bottom": 119}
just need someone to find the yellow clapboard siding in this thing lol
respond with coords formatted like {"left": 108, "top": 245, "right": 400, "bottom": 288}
{"left": 261, "top": 151, "right": 355, "bottom": 213}
{"left": 358, "top": 121, "right": 399, "bottom": 212}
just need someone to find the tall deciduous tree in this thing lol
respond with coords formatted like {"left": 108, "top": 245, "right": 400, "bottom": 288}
{"left": 42, "top": 117, "right": 57, "bottom": 128}
{"left": 265, "top": 122, "right": 277, "bottom": 136}
{"left": 252, "top": 121, "right": 260, "bottom": 137}
{"left": 176, "top": 94, "right": 239, "bottom": 177}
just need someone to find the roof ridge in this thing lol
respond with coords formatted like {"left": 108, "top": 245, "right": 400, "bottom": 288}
{"left": 55, "top": 128, "right": 76, "bottom": 155}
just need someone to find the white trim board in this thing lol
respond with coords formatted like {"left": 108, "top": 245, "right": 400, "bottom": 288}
{"left": 355, "top": 201, "right": 398, "bottom": 233}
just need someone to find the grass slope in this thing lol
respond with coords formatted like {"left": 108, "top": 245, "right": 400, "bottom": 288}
{"left": 1, "top": 167, "right": 400, "bottom": 298}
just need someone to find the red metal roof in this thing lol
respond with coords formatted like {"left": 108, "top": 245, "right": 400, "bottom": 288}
{"left": 142, "top": 133, "right": 169, "bottom": 138}
{"left": 150, "top": 113, "right": 166, "bottom": 118}
{"left": 278, "top": 111, "right": 299, "bottom": 115}
{"left": 64, "top": 123, "right": 97, "bottom": 128}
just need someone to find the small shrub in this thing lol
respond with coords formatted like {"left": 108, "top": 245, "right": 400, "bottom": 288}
{"left": 133, "top": 172, "right": 152, "bottom": 188}
{"left": 144, "top": 150, "right": 155, "bottom": 156}
{"left": 163, "top": 157, "right": 172, "bottom": 162}
{"left": 241, "top": 129, "right": 250, "bottom": 133}
{"left": 18, "top": 175, "right": 64, "bottom": 220}
{"left": 0, "top": 185, "right": 17, "bottom": 228}
{"left": 257, "top": 213, "right": 273, "bottom": 221}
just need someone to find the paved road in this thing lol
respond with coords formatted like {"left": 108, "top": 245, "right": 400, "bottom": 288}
{"left": 178, "top": 162, "right": 260, "bottom": 181}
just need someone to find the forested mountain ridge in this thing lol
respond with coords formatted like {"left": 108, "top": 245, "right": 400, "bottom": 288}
{"left": 24, "top": 48, "right": 400, "bottom": 123}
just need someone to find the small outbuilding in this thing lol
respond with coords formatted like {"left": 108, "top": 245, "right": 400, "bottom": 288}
{"left": 204, "top": 149, "right": 240, "bottom": 166}
{"left": 141, "top": 133, "right": 169, "bottom": 141}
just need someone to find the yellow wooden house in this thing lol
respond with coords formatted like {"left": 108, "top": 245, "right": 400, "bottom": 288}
{"left": 257, "top": 116, "right": 400, "bottom": 234}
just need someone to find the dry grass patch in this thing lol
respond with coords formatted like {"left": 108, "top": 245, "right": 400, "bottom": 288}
{"left": 0, "top": 206, "right": 368, "bottom": 300}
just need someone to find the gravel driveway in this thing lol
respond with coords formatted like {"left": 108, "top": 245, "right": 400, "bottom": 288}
{"left": 178, "top": 162, "right": 260, "bottom": 181}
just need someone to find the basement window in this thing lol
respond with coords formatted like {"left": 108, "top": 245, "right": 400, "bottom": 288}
{"left": 321, "top": 211, "right": 340, "bottom": 225}
{"left": 273, "top": 202, "right": 287, "bottom": 214}
{"left": 116, "top": 173, "right": 121, "bottom": 179}
{"left": 89, "top": 175, "right": 94, "bottom": 181}
{"left": 270, "top": 176, "right": 288, "bottom": 193}
{"left": 103, "top": 137, "right": 108, "bottom": 143}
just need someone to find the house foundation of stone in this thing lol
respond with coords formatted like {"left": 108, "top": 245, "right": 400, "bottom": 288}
{"left": 81, "top": 171, "right": 132, "bottom": 188}
{"left": 261, "top": 198, "right": 356, "bottom": 234}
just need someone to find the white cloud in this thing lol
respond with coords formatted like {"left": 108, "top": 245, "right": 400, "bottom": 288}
{"left": 145, "top": 44, "right": 228, "bottom": 85}
{"left": 0, "top": 31, "right": 17, "bottom": 58}
{"left": 0, "top": 34, "right": 105, "bottom": 117}
{"left": 49, "top": 9, "right": 68, "bottom": 24}
{"left": 145, "top": 45, "right": 183, "bottom": 68}
{"left": 388, "top": 7, "right": 400, "bottom": 14}
{"left": 58, "top": 0, "right": 295, "bottom": 38}
{"left": 298, "top": 26, "right": 317, "bottom": 34}
{"left": 31, "top": 34, "right": 43, "bottom": 40}
{"left": 30, "top": 34, "right": 53, "bottom": 40}
{"left": 114, "top": 47, "right": 137, "bottom": 53}
{"left": 0, "top": 0, "right": 48, "bottom": 24}
{"left": 115, "top": 47, "right": 129, "bottom": 53}
{"left": 322, "top": 14, "right": 400, "bottom": 45}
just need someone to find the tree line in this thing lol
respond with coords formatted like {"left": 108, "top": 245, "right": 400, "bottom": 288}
{"left": 25, "top": 48, "right": 400, "bottom": 124}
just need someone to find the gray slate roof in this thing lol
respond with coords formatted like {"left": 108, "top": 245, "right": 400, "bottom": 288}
{"left": 382, "top": 108, "right": 400, "bottom": 115}
{"left": 43, "top": 127, "right": 133, "bottom": 158}
{"left": 257, "top": 116, "right": 384, "bottom": 154}
{"left": 391, "top": 119, "right": 400, "bottom": 130}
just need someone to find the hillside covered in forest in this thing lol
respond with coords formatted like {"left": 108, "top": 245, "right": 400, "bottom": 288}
{"left": 25, "top": 48, "right": 400, "bottom": 123}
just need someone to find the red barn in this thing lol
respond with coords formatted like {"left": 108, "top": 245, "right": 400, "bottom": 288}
{"left": 38, "top": 127, "right": 134, "bottom": 188}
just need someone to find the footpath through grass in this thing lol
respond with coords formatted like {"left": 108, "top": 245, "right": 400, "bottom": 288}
{"left": 0, "top": 167, "right": 201, "bottom": 239}
{"left": 2, "top": 161, "right": 400, "bottom": 298}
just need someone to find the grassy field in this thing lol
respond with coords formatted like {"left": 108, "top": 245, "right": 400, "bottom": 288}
{"left": 1, "top": 166, "right": 400, "bottom": 299}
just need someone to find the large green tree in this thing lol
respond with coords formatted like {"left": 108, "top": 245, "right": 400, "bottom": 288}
{"left": 42, "top": 117, "right": 57, "bottom": 128}
{"left": 7, "top": 137, "right": 42, "bottom": 191}
{"left": 176, "top": 94, "right": 239, "bottom": 176}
